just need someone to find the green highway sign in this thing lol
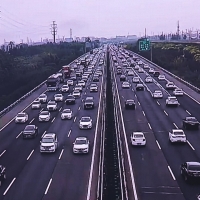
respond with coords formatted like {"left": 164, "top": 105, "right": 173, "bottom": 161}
{"left": 138, "top": 38, "right": 151, "bottom": 51}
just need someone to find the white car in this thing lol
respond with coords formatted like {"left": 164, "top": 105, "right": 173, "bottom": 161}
{"left": 90, "top": 84, "right": 98, "bottom": 92}
{"left": 47, "top": 100, "right": 57, "bottom": 111}
{"left": 54, "top": 94, "right": 63, "bottom": 102}
{"left": 152, "top": 90, "right": 163, "bottom": 98}
{"left": 39, "top": 111, "right": 51, "bottom": 122}
{"left": 77, "top": 80, "right": 85, "bottom": 88}
{"left": 138, "top": 68, "right": 144, "bottom": 73}
{"left": 38, "top": 94, "right": 47, "bottom": 103}
{"left": 127, "top": 70, "right": 134, "bottom": 76}
{"left": 73, "top": 137, "right": 89, "bottom": 154}
{"left": 122, "top": 81, "right": 130, "bottom": 89}
{"left": 72, "top": 90, "right": 81, "bottom": 98}
{"left": 60, "top": 85, "right": 69, "bottom": 92}
{"left": 15, "top": 112, "right": 28, "bottom": 123}
{"left": 158, "top": 75, "right": 165, "bottom": 80}
{"left": 67, "top": 79, "right": 73, "bottom": 86}
{"left": 31, "top": 100, "right": 41, "bottom": 109}
{"left": 131, "top": 132, "right": 146, "bottom": 146}
{"left": 149, "top": 68, "right": 154, "bottom": 74}
{"left": 134, "top": 65, "right": 139, "bottom": 70}
{"left": 169, "top": 129, "right": 186, "bottom": 143}
{"left": 145, "top": 76, "right": 153, "bottom": 83}
{"left": 166, "top": 96, "right": 180, "bottom": 106}
{"left": 40, "top": 133, "right": 58, "bottom": 153}
{"left": 173, "top": 88, "right": 184, "bottom": 96}
{"left": 143, "top": 64, "right": 149, "bottom": 69}
{"left": 132, "top": 77, "right": 140, "bottom": 83}
{"left": 74, "top": 85, "right": 82, "bottom": 92}
{"left": 61, "top": 109, "right": 73, "bottom": 120}
{"left": 79, "top": 116, "right": 92, "bottom": 129}
{"left": 166, "top": 82, "right": 176, "bottom": 90}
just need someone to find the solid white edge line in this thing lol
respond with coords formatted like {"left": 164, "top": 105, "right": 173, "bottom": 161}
{"left": 86, "top": 70, "right": 104, "bottom": 200}
{"left": 16, "top": 131, "right": 22, "bottom": 139}
{"left": 164, "top": 110, "right": 168, "bottom": 116}
{"left": 29, "top": 118, "right": 35, "bottom": 124}
{"left": 27, "top": 150, "right": 34, "bottom": 160}
{"left": 187, "top": 140, "right": 195, "bottom": 150}
{"left": 51, "top": 117, "right": 55, "bottom": 123}
{"left": 148, "top": 123, "right": 152, "bottom": 130}
{"left": 173, "top": 123, "right": 178, "bottom": 129}
{"left": 59, "top": 149, "right": 64, "bottom": 160}
{"left": 168, "top": 166, "right": 176, "bottom": 180}
{"left": 44, "top": 178, "right": 52, "bottom": 195}
{"left": 68, "top": 130, "right": 71, "bottom": 137}
{"left": 0, "top": 150, "right": 6, "bottom": 157}
{"left": 3, "top": 178, "right": 16, "bottom": 195}
{"left": 156, "top": 140, "right": 161, "bottom": 150}
{"left": 186, "top": 110, "right": 191, "bottom": 115}
{"left": 184, "top": 92, "right": 200, "bottom": 105}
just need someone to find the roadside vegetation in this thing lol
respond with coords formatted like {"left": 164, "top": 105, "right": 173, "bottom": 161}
{"left": 0, "top": 42, "right": 84, "bottom": 111}
{"left": 125, "top": 42, "right": 200, "bottom": 88}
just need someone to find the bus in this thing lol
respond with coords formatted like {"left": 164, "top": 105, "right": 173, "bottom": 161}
{"left": 46, "top": 74, "right": 60, "bottom": 91}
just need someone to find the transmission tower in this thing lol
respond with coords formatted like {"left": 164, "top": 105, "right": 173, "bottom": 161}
{"left": 51, "top": 21, "right": 57, "bottom": 43}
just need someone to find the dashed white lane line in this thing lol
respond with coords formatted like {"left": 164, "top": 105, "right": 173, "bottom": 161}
{"left": 148, "top": 123, "right": 152, "bottom": 130}
{"left": 138, "top": 102, "right": 140, "bottom": 106}
{"left": 59, "top": 149, "right": 64, "bottom": 160}
{"left": 0, "top": 150, "right": 6, "bottom": 157}
{"left": 156, "top": 101, "right": 160, "bottom": 105}
{"left": 173, "top": 123, "right": 178, "bottom": 129}
{"left": 121, "top": 96, "right": 124, "bottom": 99}
{"left": 168, "top": 166, "right": 176, "bottom": 180}
{"left": 3, "top": 178, "right": 16, "bottom": 195}
{"left": 27, "top": 150, "right": 34, "bottom": 160}
{"left": 132, "top": 89, "right": 134, "bottom": 91}
{"left": 142, "top": 111, "right": 145, "bottom": 116}
{"left": 16, "top": 131, "right": 22, "bottom": 139}
{"left": 59, "top": 107, "right": 62, "bottom": 112}
{"left": 42, "top": 131, "right": 47, "bottom": 138}
{"left": 164, "top": 110, "right": 168, "bottom": 116}
{"left": 156, "top": 140, "right": 161, "bottom": 150}
{"left": 134, "top": 94, "right": 137, "bottom": 98}
{"left": 68, "top": 130, "right": 71, "bottom": 137}
{"left": 187, "top": 140, "right": 195, "bottom": 150}
{"left": 78, "top": 106, "right": 81, "bottom": 110}
{"left": 51, "top": 117, "right": 55, "bottom": 123}
{"left": 40, "top": 108, "right": 44, "bottom": 112}
{"left": 186, "top": 110, "right": 191, "bottom": 115}
{"left": 73, "top": 117, "right": 76, "bottom": 122}
{"left": 85, "top": 92, "right": 86, "bottom": 95}
{"left": 82, "top": 99, "right": 84, "bottom": 102}
{"left": 45, "top": 178, "right": 52, "bottom": 195}
{"left": 29, "top": 118, "right": 35, "bottom": 124}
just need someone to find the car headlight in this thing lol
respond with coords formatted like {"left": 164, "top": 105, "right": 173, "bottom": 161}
{"left": 40, "top": 146, "right": 45, "bottom": 150}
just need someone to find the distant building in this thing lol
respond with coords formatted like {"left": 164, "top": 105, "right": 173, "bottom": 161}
{"left": 127, "top": 35, "right": 137, "bottom": 40}
{"left": 116, "top": 36, "right": 126, "bottom": 39}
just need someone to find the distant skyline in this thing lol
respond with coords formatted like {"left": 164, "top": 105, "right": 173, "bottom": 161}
{"left": 0, "top": 0, "right": 200, "bottom": 43}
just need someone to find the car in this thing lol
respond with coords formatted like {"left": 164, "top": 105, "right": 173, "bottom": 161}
{"left": 126, "top": 67, "right": 132, "bottom": 73}
{"left": 95, "top": 70, "right": 102, "bottom": 76}
{"left": 127, "top": 70, "right": 134, "bottom": 76}
{"left": 60, "top": 85, "right": 69, "bottom": 92}
{"left": 38, "top": 94, "right": 47, "bottom": 103}
{"left": 0, "top": 165, "right": 6, "bottom": 186}
{"left": 73, "top": 137, "right": 89, "bottom": 154}
{"left": 47, "top": 100, "right": 57, "bottom": 111}
{"left": 39, "top": 111, "right": 51, "bottom": 122}
{"left": 84, "top": 97, "right": 94, "bottom": 109}
{"left": 183, "top": 116, "right": 199, "bottom": 130}
{"left": 166, "top": 96, "right": 179, "bottom": 106}
{"left": 134, "top": 65, "right": 139, "bottom": 70}
{"left": 40, "top": 133, "right": 58, "bottom": 153}
{"left": 22, "top": 125, "right": 38, "bottom": 139}
{"left": 153, "top": 71, "right": 160, "bottom": 77}
{"left": 70, "top": 74, "right": 77, "bottom": 80}
{"left": 79, "top": 116, "right": 92, "bottom": 129}
{"left": 148, "top": 68, "right": 154, "bottom": 74}
{"left": 181, "top": 162, "right": 200, "bottom": 182}
{"left": 136, "top": 83, "right": 144, "bottom": 91}
{"left": 74, "top": 85, "right": 83, "bottom": 92}
{"left": 122, "top": 81, "right": 130, "bottom": 89}
{"left": 93, "top": 76, "right": 100, "bottom": 82}
{"left": 158, "top": 75, "right": 165, "bottom": 80}
{"left": 173, "top": 88, "right": 184, "bottom": 96}
{"left": 77, "top": 80, "right": 85, "bottom": 88}
{"left": 66, "top": 79, "right": 74, "bottom": 86}
{"left": 143, "top": 64, "right": 149, "bottom": 69}
{"left": 166, "top": 82, "right": 176, "bottom": 90}
{"left": 54, "top": 93, "right": 63, "bottom": 102}
{"left": 138, "top": 68, "right": 144, "bottom": 73}
{"left": 61, "top": 109, "right": 73, "bottom": 120}
{"left": 131, "top": 132, "right": 146, "bottom": 146}
{"left": 145, "top": 76, "right": 153, "bottom": 83}
{"left": 31, "top": 100, "right": 41, "bottom": 109}
{"left": 132, "top": 77, "right": 140, "bottom": 83}
{"left": 125, "top": 99, "right": 136, "bottom": 109}
{"left": 152, "top": 90, "right": 163, "bottom": 98}
{"left": 90, "top": 83, "right": 98, "bottom": 92}
{"left": 72, "top": 90, "right": 81, "bottom": 98}
{"left": 117, "top": 69, "right": 122, "bottom": 75}
{"left": 169, "top": 129, "right": 186, "bottom": 143}
{"left": 65, "top": 94, "right": 76, "bottom": 104}
{"left": 120, "top": 75, "right": 126, "bottom": 81}
{"left": 15, "top": 112, "right": 28, "bottom": 123}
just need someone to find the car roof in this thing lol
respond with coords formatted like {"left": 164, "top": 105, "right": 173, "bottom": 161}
{"left": 186, "top": 162, "right": 200, "bottom": 166}
{"left": 43, "top": 133, "right": 56, "bottom": 138}
{"left": 76, "top": 137, "right": 87, "bottom": 140}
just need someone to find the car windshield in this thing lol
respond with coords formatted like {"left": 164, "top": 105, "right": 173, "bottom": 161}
{"left": 63, "top": 109, "right": 71, "bottom": 113}
{"left": 134, "top": 134, "right": 143, "bottom": 138}
{"left": 81, "top": 117, "right": 90, "bottom": 122}
{"left": 41, "top": 111, "right": 49, "bottom": 115}
{"left": 24, "top": 125, "right": 34, "bottom": 131}
{"left": 90, "top": 84, "right": 97, "bottom": 87}
{"left": 42, "top": 138, "right": 54, "bottom": 143}
{"left": 48, "top": 102, "right": 56, "bottom": 105}
{"left": 40, "top": 94, "right": 46, "bottom": 98}
{"left": 186, "top": 117, "right": 197, "bottom": 122}
{"left": 33, "top": 101, "right": 40, "bottom": 104}
{"left": 17, "top": 113, "right": 25, "bottom": 117}
{"left": 127, "top": 100, "right": 134, "bottom": 103}
{"left": 173, "top": 131, "right": 184, "bottom": 135}
{"left": 55, "top": 94, "right": 62, "bottom": 97}
{"left": 155, "top": 90, "right": 161, "bottom": 93}
{"left": 188, "top": 165, "right": 200, "bottom": 171}
{"left": 75, "top": 139, "right": 87, "bottom": 145}
{"left": 63, "top": 85, "right": 68, "bottom": 88}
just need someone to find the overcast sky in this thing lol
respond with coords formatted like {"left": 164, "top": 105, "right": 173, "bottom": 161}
{"left": 0, "top": 0, "right": 199, "bottom": 44}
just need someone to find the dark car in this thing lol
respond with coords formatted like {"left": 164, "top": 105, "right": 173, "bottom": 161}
{"left": 22, "top": 125, "right": 38, "bottom": 139}
{"left": 153, "top": 71, "right": 160, "bottom": 77}
{"left": 136, "top": 83, "right": 144, "bottom": 91}
{"left": 93, "top": 76, "right": 99, "bottom": 82}
{"left": 183, "top": 116, "right": 199, "bottom": 130}
{"left": 120, "top": 75, "right": 126, "bottom": 81}
{"left": 84, "top": 97, "right": 94, "bottom": 109}
{"left": 181, "top": 162, "right": 200, "bottom": 182}
{"left": 0, "top": 165, "right": 6, "bottom": 186}
{"left": 125, "top": 99, "right": 136, "bottom": 109}
{"left": 117, "top": 69, "right": 122, "bottom": 75}
{"left": 65, "top": 94, "right": 76, "bottom": 105}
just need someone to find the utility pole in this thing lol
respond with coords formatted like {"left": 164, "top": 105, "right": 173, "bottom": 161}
{"left": 51, "top": 21, "right": 57, "bottom": 43}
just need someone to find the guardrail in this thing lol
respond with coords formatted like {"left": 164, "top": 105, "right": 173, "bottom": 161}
{"left": 132, "top": 51, "right": 200, "bottom": 94}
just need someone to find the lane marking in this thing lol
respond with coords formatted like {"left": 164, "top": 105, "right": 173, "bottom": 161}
{"left": 68, "top": 130, "right": 71, "bottom": 137}
{"left": 148, "top": 123, "right": 152, "bottom": 130}
{"left": 168, "top": 166, "right": 176, "bottom": 180}
{"left": 3, "top": 178, "right": 16, "bottom": 195}
{"left": 82, "top": 99, "right": 84, "bottom": 102}
{"left": 42, "top": 131, "right": 46, "bottom": 138}
{"left": 156, "top": 140, "right": 161, "bottom": 150}
{"left": 138, "top": 102, "right": 140, "bottom": 106}
{"left": 187, "top": 140, "right": 195, "bottom": 150}
{"left": 156, "top": 101, "right": 160, "bottom": 105}
{"left": 45, "top": 178, "right": 52, "bottom": 195}
{"left": 27, "top": 150, "right": 34, "bottom": 160}
{"left": 121, "top": 96, "right": 124, "bottom": 99}
{"left": 16, "top": 131, "right": 22, "bottom": 139}
{"left": 29, "top": 118, "right": 35, "bottom": 124}
{"left": 0, "top": 150, "right": 6, "bottom": 157}
{"left": 173, "top": 123, "right": 178, "bottom": 129}
{"left": 59, "top": 149, "right": 64, "bottom": 160}
{"left": 59, "top": 107, "right": 62, "bottom": 112}
{"left": 78, "top": 106, "right": 81, "bottom": 110}
{"left": 186, "top": 110, "right": 191, "bottom": 115}
{"left": 51, "top": 117, "right": 55, "bottom": 123}
{"left": 40, "top": 108, "right": 44, "bottom": 112}
{"left": 164, "top": 110, "right": 168, "bottom": 116}
{"left": 142, "top": 111, "right": 145, "bottom": 116}
{"left": 73, "top": 117, "right": 76, "bottom": 122}
{"left": 134, "top": 94, "right": 137, "bottom": 98}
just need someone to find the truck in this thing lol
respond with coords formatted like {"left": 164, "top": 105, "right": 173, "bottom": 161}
{"left": 61, "top": 65, "right": 71, "bottom": 82}
{"left": 46, "top": 74, "right": 60, "bottom": 91}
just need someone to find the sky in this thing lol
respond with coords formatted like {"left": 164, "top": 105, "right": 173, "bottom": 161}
{"left": 0, "top": 0, "right": 200, "bottom": 44}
